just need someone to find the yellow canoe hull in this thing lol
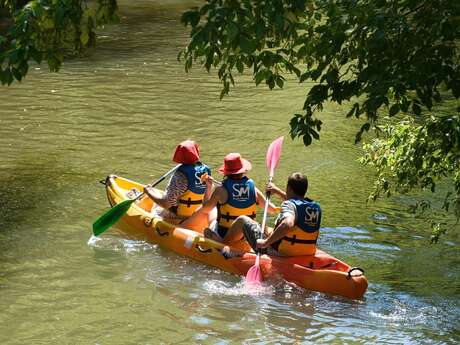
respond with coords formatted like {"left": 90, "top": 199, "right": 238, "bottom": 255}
{"left": 102, "top": 175, "right": 368, "bottom": 299}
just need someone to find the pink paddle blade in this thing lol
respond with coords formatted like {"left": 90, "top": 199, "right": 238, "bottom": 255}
{"left": 266, "top": 136, "right": 284, "bottom": 177}
{"left": 245, "top": 255, "right": 262, "bottom": 287}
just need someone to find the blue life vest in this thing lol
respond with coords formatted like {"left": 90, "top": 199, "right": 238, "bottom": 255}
{"left": 274, "top": 198, "right": 321, "bottom": 256}
{"left": 223, "top": 176, "right": 256, "bottom": 209}
{"left": 290, "top": 198, "right": 321, "bottom": 232}
{"left": 217, "top": 176, "right": 257, "bottom": 236}
{"left": 173, "top": 163, "right": 211, "bottom": 217}
{"left": 177, "top": 163, "right": 211, "bottom": 194}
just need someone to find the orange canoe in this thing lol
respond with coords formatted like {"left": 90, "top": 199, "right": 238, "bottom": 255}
{"left": 100, "top": 175, "right": 368, "bottom": 299}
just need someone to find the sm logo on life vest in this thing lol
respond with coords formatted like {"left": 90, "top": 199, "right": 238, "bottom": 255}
{"left": 232, "top": 184, "right": 250, "bottom": 200}
{"left": 194, "top": 172, "right": 206, "bottom": 187}
{"left": 304, "top": 207, "right": 320, "bottom": 226}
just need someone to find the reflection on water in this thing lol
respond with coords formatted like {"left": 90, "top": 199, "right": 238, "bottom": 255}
{"left": 0, "top": 0, "right": 459, "bottom": 344}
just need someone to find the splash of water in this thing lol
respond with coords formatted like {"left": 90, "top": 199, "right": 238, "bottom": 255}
{"left": 202, "top": 279, "right": 274, "bottom": 297}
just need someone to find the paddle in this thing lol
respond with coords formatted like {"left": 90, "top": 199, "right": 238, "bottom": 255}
{"left": 92, "top": 164, "right": 181, "bottom": 236}
{"left": 245, "top": 136, "right": 284, "bottom": 287}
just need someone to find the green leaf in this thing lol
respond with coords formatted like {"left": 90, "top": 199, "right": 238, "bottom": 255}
{"left": 54, "top": 5, "right": 65, "bottom": 27}
{"left": 311, "top": 129, "right": 320, "bottom": 140}
{"left": 275, "top": 76, "right": 284, "bottom": 88}
{"left": 255, "top": 21, "right": 265, "bottom": 40}
{"left": 294, "top": 0, "right": 306, "bottom": 11}
{"left": 346, "top": 103, "right": 359, "bottom": 118}
{"left": 254, "top": 70, "right": 266, "bottom": 85}
{"left": 227, "top": 22, "right": 239, "bottom": 41}
{"left": 302, "top": 133, "right": 312, "bottom": 146}
{"left": 199, "top": 4, "right": 210, "bottom": 15}
{"left": 239, "top": 36, "right": 256, "bottom": 54}
{"left": 310, "top": 68, "right": 322, "bottom": 81}
{"left": 400, "top": 99, "right": 411, "bottom": 112}
{"left": 389, "top": 104, "right": 400, "bottom": 117}
{"left": 300, "top": 71, "right": 310, "bottom": 83}
{"left": 181, "top": 10, "right": 200, "bottom": 27}
{"left": 236, "top": 60, "right": 244, "bottom": 73}
{"left": 412, "top": 103, "right": 422, "bottom": 115}
{"left": 451, "top": 80, "right": 460, "bottom": 98}
{"left": 42, "top": 17, "right": 55, "bottom": 29}
{"left": 80, "top": 31, "right": 89, "bottom": 46}
{"left": 355, "top": 122, "right": 370, "bottom": 143}
{"left": 12, "top": 68, "right": 22, "bottom": 81}
{"left": 2, "top": 68, "right": 14, "bottom": 85}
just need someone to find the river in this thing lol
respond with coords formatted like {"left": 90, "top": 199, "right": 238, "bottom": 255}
{"left": 0, "top": 1, "right": 458, "bottom": 344}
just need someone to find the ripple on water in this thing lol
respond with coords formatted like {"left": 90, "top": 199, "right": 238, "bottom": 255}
{"left": 364, "top": 284, "right": 459, "bottom": 329}
{"left": 83, "top": 232, "right": 460, "bottom": 343}
{"left": 87, "top": 235, "right": 157, "bottom": 253}
{"left": 373, "top": 213, "right": 389, "bottom": 221}
{"left": 319, "top": 226, "right": 402, "bottom": 261}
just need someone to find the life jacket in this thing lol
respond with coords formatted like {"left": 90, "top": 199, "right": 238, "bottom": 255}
{"left": 273, "top": 198, "right": 321, "bottom": 256}
{"left": 172, "top": 163, "right": 211, "bottom": 217}
{"left": 217, "top": 176, "right": 257, "bottom": 237}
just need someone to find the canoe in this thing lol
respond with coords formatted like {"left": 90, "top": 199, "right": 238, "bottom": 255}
{"left": 101, "top": 175, "right": 368, "bottom": 299}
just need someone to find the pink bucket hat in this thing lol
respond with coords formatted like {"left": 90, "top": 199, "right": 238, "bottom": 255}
{"left": 218, "top": 153, "right": 252, "bottom": 175}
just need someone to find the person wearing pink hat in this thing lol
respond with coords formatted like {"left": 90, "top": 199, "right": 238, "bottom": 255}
{"left": 144, "top": 140, "right": 212, "bottom": 224}
{"left": 184, "top": 152, "right": 277, "bottom": 246}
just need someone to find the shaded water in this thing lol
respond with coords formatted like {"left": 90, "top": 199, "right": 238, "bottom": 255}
{"left": 0, "top": 1, "right": 458, "bottom": 344}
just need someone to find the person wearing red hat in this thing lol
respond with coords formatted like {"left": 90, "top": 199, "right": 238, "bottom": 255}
{"left": 144, "top": 140, "right": 212, "bottom": 224}
{"left": 184, "top": 153, "right": 277, "bottom": 245}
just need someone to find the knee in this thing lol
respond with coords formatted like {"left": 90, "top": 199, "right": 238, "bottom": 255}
{"left": 235, "top": 215, "right": 253, "bottom": 223}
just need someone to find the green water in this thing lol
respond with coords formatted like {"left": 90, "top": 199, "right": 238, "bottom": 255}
{"left": 0, "top": 1, "right": 458, "bottom": 344}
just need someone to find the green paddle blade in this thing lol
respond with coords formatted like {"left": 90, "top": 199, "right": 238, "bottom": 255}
{"left": 92, "top": 198, "right": 135, "bottom": 236}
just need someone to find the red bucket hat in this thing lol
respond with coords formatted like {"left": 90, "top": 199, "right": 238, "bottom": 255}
{"left": 173, "top": 140, "right": 200, "bottom": 164}
{"left": 218, "top": 153, "right": 252, "bottom": 175}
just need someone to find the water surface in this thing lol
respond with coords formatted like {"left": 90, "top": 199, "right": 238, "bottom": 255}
{"left": 0, "top": 1, "right": 458, "bottom": 344}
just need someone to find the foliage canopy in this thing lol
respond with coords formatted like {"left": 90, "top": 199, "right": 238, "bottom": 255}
{"left": 180, "top": 0, "right": 460, "bottom": 239}
{"left": 0, "top": 0, "right": 117, "bottom": 84}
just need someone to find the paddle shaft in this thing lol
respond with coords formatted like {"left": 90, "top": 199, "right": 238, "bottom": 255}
{"left": 209, "top": 176, "right": 222, "bottom": 186}
{"left": 260, "top": 176, "right": 273, "bottom": 233}
{"left": 137, "top": 164, "right": 182, "bottom": 200}
{"left": 261, "top": 136, "right": 283, "bottom": 233}
{"left": 245, "top": 136, "right": 283, "bottom": 287}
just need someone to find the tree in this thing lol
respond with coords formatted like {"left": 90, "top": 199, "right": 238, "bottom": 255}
{"left": 0, "top": 0, "right": 118, "bottom": 84}
{"left": 180, "top": 0, "right": 460, "bottom": 240}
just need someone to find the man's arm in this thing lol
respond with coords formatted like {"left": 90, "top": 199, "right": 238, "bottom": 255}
{"left": 266, "top": 182, "right": 287, "bottom": 201}
{"left": 256, "top": 214, "right": 295, "bottom": 248}
{"left": 255, "top": 188, "right": 278, "bottom": 215}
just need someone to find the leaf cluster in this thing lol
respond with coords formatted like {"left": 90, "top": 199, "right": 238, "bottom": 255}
{"left": 361, "top": 114, "right": 460, "bottom": 241}
{"left": 179, "top": 0, "right": 307, "bottom": 99}
{"left": 180, "top": 0, "right": 459, "bottom": 136}
{"left": 0, "top": 0, "right": 118, "bottom": 84}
